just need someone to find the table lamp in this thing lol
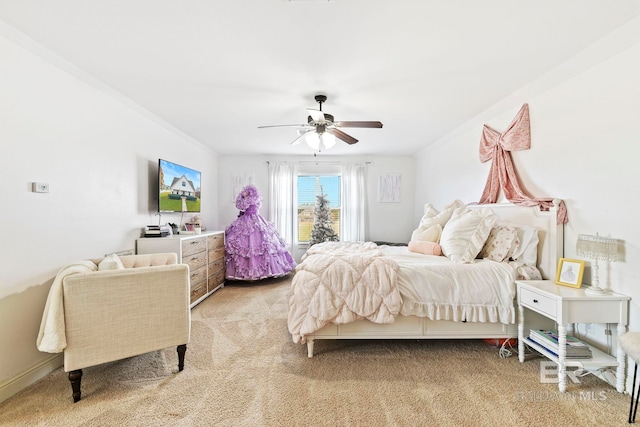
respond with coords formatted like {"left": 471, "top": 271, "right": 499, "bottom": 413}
{"left": 576, "top": 233, "right": 620, "bottom": 295}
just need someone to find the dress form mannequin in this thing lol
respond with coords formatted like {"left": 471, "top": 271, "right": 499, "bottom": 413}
{"left": 225, "top": 185, "right": 296, "bottom": 281}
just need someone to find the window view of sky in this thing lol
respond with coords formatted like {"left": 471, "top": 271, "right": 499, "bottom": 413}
{"left": 298, "top": 175, "right": 341, "bottom": 206}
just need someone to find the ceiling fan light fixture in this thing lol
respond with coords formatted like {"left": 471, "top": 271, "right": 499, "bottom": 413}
{"left": 305, "top": 132, "right": 320, "bottom": 150}
{"left": 304, "top": 131, "right": 336, "bottom": 151}
{"left": 320, "top": 132, "right": 336, "bottom": 150}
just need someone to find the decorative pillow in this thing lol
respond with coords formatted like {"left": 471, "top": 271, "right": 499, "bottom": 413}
{"left": 418, "top": 199, "right": 465, "bottom": 229}
{"left": 510, "top": 225, "right": 539, "bottom": 266}
{"left": 508, "top": 261, "right": 543, "bottom": 280}
{"left": 410, "top": 224, "right": 442, "bottom": 243}
{"left": 478, "top": 225, "right": 519, "bottom": 262}
{"left": 422, "top": 203, "right": 440, "bottom": 216}
{"left": 98, "top": 253, "right": 125, "bottom": 271}
{"left": 408, "top": 240, "right": 442, "bottom": 256}
{"left": 440, "top": 207, "right": 497, "bottom": 263}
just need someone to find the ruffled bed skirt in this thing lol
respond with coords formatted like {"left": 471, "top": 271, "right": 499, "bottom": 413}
{"left": 399, "top": 301, "right": 515, "bottom": 325}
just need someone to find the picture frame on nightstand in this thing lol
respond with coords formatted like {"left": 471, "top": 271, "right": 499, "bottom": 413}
{"left": 555, "top": 258, "right": 585, "bottom": 288}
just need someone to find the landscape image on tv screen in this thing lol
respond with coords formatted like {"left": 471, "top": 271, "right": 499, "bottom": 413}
{"left": 158, "top": 159, "right": 201, "bottom": 213}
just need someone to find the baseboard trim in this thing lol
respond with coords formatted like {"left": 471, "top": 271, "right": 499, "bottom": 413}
{"left": 0, "top": 353, "right": 63, "bottom": 404}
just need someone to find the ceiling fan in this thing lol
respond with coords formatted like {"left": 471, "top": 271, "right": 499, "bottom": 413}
{"left": 258, "top": 95, "right": 383, "bottom": 151}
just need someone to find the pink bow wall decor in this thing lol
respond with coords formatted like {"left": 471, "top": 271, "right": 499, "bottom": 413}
{"left": 478, "top": 103, "right": 568, "bottom": 224}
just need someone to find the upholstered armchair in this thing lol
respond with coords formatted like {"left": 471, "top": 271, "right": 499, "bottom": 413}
{"left": 38, "top": 253, "right": 191, "bottom": 402}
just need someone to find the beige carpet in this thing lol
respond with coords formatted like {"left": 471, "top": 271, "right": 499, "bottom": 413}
{"left": 0, "top": 276, "right": 633, "bottom": 426}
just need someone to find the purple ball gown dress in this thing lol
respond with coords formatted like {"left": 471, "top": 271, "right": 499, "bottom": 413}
{"left": 225, "top": 185, "right": 296, "bottom": 281}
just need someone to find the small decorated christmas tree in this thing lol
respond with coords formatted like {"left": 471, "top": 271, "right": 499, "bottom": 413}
{"left": 309, "top": 191, "right": 339, "bottom": 246}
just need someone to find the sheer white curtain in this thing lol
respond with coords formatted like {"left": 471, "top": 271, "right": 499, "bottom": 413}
{"left": 341, "top": 162, "right": 366, "bottom": 242}
{"left": 268, "top": 161, "right": 297, "bottom": 249}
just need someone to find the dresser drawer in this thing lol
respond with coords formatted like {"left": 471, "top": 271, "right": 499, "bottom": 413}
{"left": 182, "top": 238, "right": 206, "bottom": 257}
{"left": 207, "top": 233, "right": 224, "bottom": 250}
{"left": 208, "top": 246, "right": 225, "bottom": 263}
{"left": 208, "top": 258, "right": 224, "bottom": 274}
{"left": 209, "top": 269, "right": 225, "bottom": 288}
{"left": 184, "top": 251, "right": 207, "bottom": 271}
{"left": 190, "top": 281, "right": 207, "bottom": 304}
{"left": 190, "top": 265, "right": 207, "bottom": 286}
{"left": 520, "top": 287, "right": 557, "bottom": 318}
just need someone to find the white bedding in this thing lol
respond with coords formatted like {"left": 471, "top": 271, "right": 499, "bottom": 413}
{"left": 380, "top": 246, "right": 517, "bottom": 324}
{"left": 288, "top": 242, "right": 402, "bottom": 344}
{"left": 288, "top": 242, "right": 527, "bottom": 345}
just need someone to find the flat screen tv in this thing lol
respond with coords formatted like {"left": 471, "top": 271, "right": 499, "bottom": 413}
{"left": 158, "top": 159, "right": 201, "bottom": 213}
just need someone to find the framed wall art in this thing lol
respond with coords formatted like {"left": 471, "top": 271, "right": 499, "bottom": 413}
{"left": 232, "top": 173, "right": 254, "bottom": 202}
{"left": 378, "top": 173, "right": 401, "bottom": 203}
{"left": 554, "top": 258, "right": 585, "bottom": 288}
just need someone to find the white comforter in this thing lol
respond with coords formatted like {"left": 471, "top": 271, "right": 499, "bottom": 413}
{"left": 288, "top": 243, "right": 520, "bottom": 344}
{"left": 381, "top": 246, "right": 517, "bottom": 324}
{"left": 288, "top": 242, "right": 402, "bottom": 344}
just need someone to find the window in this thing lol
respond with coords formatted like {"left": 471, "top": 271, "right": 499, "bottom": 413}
{"left": 297, "top": 174, "right": 341, "bottom": 243}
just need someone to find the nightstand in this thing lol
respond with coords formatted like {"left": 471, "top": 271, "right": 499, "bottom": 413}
{"left": 516, "top": 280, "right": 630, "bottom": 393}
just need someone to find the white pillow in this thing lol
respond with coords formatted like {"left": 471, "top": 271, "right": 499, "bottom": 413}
{"left": 418, "top": 199, "right": 465, "bottom": 229}
{"left": 510, "top": 225, "right": 539, "bottom": 266}
{"left": 422, "top": 203, "right": 439, "bottom": 216}
{"left": 410, "top": 224, "right": 442, "bottom": 243}
{"left": 440, "top": 207, "right": 497, "bottom": 263}
{"left": 98, "top": 253, "right": 125, "bottom": 271}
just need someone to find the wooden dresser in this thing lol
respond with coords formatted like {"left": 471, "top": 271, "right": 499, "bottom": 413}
{"left": 136, "top": 230, "right": 225, "bottom": 307}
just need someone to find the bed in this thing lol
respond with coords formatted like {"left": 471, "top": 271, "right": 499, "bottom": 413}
{"left": 288, "top": 200, "right": 564, "bottom": 357}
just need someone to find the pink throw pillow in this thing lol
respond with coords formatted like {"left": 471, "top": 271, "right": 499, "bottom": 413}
{"left": 408, "top": 240, "right": 442, "bottom": 256}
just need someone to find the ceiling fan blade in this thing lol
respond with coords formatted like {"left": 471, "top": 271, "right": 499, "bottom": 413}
{"left": 327, "top": 128, "right": 358, "bottom": 145}
{"left": 334, "top": 121, "right": 383, "bottom": 128}
{"left": 290, "top": 131, "right": 311, "bottom": 146}
{"left": 258, "top": 124, "right": 309, "bottom": 129}
{"left": 307, "top": 109, "right": 325, "bottom": 123}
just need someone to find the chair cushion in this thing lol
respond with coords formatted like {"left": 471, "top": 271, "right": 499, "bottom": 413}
{"left": 98, "top": 253, "right": 125, "bottom": 270}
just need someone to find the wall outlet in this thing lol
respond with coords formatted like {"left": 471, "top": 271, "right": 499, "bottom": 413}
{"left": 32, "top": 182, "right": 50, "bottom": 193}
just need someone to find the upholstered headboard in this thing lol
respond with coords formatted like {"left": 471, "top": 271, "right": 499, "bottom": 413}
{"left": 468, "top": 199, "right": 564, "bottom": 279}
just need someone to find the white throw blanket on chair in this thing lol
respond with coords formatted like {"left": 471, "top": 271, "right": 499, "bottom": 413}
{"left": 36, "top": 261, "right": 97, "bottom": 353}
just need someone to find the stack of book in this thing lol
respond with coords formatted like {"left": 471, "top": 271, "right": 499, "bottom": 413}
{"left": 528, "top": 329, "right": 592, "bottom": 359}
{"left": 144, "top": 225, "right": 171, "bottom": 237}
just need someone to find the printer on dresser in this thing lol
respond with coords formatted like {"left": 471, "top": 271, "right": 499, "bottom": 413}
{"left": 137, "top": 231, "right": 225, "bottom": 307}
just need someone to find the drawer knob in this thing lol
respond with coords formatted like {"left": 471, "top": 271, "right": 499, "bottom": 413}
{"left": 533, "top": 299, "right": 538, "bottom": 303}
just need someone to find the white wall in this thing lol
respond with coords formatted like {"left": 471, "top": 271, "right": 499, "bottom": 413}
{"left": 414, "top": 18, "right": 640, "bottom": 357}
{"left": 0, "top": 33, "right": 219, "bottom": 401}
{"left": 218, "top": 155, "right": 415, "bottom": 261}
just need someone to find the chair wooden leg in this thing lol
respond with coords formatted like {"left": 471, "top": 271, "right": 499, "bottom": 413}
{"left": 68, "top": 369, "right": 83, "bottom": 403}
{"left": 630, "top": 364, "right": 639, "bottom": 423}
{"left": 177, "top": 344, "right": 187, "bottom": 372}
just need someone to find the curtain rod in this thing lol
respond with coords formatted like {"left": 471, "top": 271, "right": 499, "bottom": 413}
{"left": 265, "top": 161, "right": 373, "bottom": 165}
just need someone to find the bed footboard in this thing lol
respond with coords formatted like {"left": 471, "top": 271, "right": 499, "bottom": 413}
{"left": 304, "top": 316, "right": 516, "bottom": 357}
